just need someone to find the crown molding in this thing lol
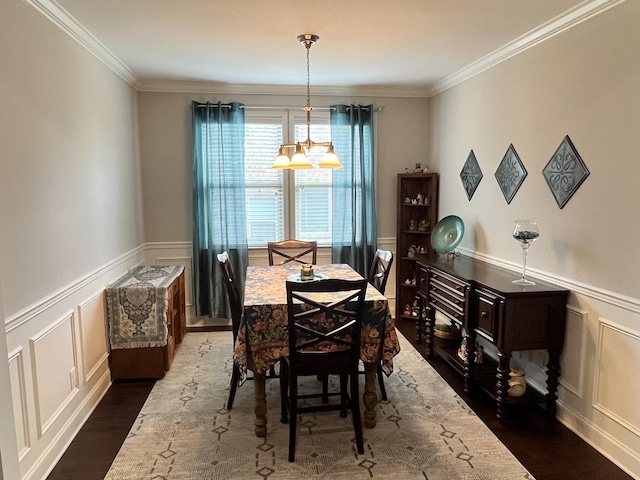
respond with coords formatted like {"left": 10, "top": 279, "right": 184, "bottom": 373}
{"left": 429, "top": 0, "right": 627, "bottom": 96}
{"left": 26, "top": 0, "right": 625, "bottom": 98}
{"left": 22, "top": 0, "right": 137, "bottom": 86}
{"left": 134, "top": 79, "right": 431, "bottom": 98}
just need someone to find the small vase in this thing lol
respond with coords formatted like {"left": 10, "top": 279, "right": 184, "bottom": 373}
{"left": 508, "top": 369, "right": 526, "bottom": 397}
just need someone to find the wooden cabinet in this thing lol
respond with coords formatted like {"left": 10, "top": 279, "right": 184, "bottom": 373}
{"left": 415, "top": 254, "right": 569, "bottom": 420}
{"left": 395, "top": 173, "right": 438, "bottom": 322}
{"left": 172, "top": 271, "right": 187, "bottom": 345}
{"left": 107, "top": 266, "right": 186, "bottom": 380}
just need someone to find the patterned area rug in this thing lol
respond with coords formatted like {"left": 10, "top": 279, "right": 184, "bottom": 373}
{"left": 105, "top": 332, "right": 534, "bottom": 479}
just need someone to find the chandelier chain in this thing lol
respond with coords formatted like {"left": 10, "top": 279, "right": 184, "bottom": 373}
{"left": 271, "top": 34, "right": 341, "bottom": 169}
{"left": 306, "top": 42, "right": 311, "bottom": 110}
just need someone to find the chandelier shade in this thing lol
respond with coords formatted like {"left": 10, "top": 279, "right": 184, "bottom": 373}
{"left": 271, "top": 34, "right": 341, "bottom": 170}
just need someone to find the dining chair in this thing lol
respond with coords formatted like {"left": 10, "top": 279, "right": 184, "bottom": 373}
{"left": 366, "top": 249, "right": 394, "bottom": 401}
{"left": 267, "top": 239, "right": 317, "bottom": 266}
{"left": 321, "top": 250, "right": 394, "bottom": 402}
{"left": 280, "top": 278, "right": 368, "bottom": 462}
{"left": 367, "top": 249, "right": 394, "bottom": 296}
{"left": 217, "top": 251, "right": 278, "bottom": 410}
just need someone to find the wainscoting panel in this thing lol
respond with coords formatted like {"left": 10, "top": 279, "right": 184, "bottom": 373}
{"left": 593, "top": 319, "right": 640, "bottom": 437}
{"left": 77, "top": 290, "right": 109, "bottom": 385}
{"left": 4, "top": 246, "right": 143, "bottom": 480}
{"left": 8, "top": 347, "right": 30, "bottom": 460}
{"left": 559, "top": 305, "right": 588, "bottom": 399}
{"left": 153, "top": 255, "right": 193, "bottom": 308}
{"left": 29, "top": 312, "right": 78, "bottom": 438}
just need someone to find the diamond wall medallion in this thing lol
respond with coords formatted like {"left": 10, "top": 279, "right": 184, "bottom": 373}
{"left": 495, "top": 144, "right": 527, "bottom": 204}
{"left": 460, "top": 150, "right": 483, "bottom": 200}
{"left": 543, "top": 135, "right": 590, "bottom": 209}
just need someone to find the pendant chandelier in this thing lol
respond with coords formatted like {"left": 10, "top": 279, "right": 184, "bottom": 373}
{"left": 272, "top": 34, "right": 341, "bottom": 170}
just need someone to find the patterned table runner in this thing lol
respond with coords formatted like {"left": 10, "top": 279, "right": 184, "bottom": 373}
{"left": 107, "top": 265, "right": 184, "bottom": 349}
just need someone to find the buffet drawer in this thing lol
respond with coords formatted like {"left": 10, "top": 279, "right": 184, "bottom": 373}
{"left": 474, "top": 287, "right": 502, "bottom": 342}
{"left": 427, "top": 267, "right": 468, "bottom": 323}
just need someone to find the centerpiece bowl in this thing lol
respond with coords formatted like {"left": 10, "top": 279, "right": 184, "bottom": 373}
{"left": 431, "top": 215, "right": 465, "bottom": 254}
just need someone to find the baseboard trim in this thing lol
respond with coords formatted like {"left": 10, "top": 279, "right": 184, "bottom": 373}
{"left": 557, "top": 401, "right": 640, "bottom": 479}
{"left": 187, "top": 325, "right": 231, "bottom": 333}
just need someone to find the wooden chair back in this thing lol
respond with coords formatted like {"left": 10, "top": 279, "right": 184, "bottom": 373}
{"left": 267, "top": 239, "right": 317, "bottom": 266}
{"left": 216, "top": 251, "right": 243, "bottom": 339}
{"left": 367, "top": 249, "right": 394, "bottom": 295}
{"left": 285, "top": 278, "right": 368, "bottom": 374}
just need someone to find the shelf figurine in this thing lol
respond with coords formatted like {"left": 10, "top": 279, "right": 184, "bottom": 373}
{"left": 411, "top": 299, "right": 419, "bottom": 317}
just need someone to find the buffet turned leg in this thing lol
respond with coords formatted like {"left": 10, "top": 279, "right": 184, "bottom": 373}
{"left": 496, "top": 351, "right": 511, "bottom": 422}
{"left": 463, "top": 331, "right": 476, "bottom": 395}
{"left": 546, "top": 349, "right": 561, "bottom": 418}
{"left": 424, "top": 304, "right": 435, "bottom": 358}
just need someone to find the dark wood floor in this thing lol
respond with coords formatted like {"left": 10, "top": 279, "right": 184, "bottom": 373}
{"left": 47, "top": 323, "right": 633, "bottom": 480}
{"left": 395, "top": 319, "right": 632, "bottom": 480}
{"left": 46, "top": 380, "right": 155, "bottom": 480}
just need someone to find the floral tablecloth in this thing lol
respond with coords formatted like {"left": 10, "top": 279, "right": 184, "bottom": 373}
{"left": 233, "top": 264, "right": 400, "bottom": 375}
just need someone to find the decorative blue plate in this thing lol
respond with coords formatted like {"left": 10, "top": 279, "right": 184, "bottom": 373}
{"left": 431, "top": 215, "right": 465, "bottom": 254}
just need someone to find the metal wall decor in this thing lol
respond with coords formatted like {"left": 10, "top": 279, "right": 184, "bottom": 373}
{"left": 542, "top": 135, "right": 590, "bottom": 209}
{"left": 460, "top": 149, "right": 483, "bottom": 200}
{"left": 495, "top": 143, "right": 527, "bottom": 204}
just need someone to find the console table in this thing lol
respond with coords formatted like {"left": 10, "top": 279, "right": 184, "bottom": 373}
{"left": 106, "top": 265, "right": 186, "bottom": 379}
{"left": 415, "top": 254, "right": 569, "bottom": 420}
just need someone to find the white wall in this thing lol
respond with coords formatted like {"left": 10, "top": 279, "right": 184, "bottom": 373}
{"left": 1, "top": 0, "right": 146, "bottom": 478}
{"left": 430, "top": 1, "right": 640, "bottom": 477}
{"left": 137, "top": 92, "right": 430, "bottom": 242}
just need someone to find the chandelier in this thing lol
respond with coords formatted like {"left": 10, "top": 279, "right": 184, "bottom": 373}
{"left": 272, "top": 34, "right": 341, "bottom": 170}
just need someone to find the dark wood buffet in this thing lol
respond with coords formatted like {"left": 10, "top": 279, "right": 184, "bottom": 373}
{"left": 415, "top": 253, "right": 569, "bottom": 420}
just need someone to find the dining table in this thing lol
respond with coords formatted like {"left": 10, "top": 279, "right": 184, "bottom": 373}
{"left": 233, "top": 263, "right": 401, "bottom": 437}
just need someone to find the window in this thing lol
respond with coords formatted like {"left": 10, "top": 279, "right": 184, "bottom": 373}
{"left": 244, "top": 110, "right": 333, "bottom": 246}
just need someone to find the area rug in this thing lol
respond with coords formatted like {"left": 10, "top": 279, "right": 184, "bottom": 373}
{"left": 105, "top": 331, "right": 534, "bottom": 480}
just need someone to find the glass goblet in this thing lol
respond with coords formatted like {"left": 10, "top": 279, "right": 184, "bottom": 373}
{"left": 512, "top": 219, "right": 539, "bottom": 286}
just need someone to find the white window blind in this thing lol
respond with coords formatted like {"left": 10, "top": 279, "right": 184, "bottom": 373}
{"left": 244, "top": 115, "right": 285, "bottom": 245}
{"left": 244, "top": 110, "right": 333, "bottom": 246}
{"left": 293, "top": 121, "right": 332, "bottom": 245}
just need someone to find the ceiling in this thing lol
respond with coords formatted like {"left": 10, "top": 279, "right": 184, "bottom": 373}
{"left": 44, "top": 0, "right": 602, "bottom": 95}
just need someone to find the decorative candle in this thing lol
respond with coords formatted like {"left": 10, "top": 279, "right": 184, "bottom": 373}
{"left": 300, "top": 264, "right": 314, "bottom": 280}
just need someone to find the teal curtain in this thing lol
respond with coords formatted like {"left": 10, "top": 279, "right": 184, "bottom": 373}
{"left": 192, "top": 101, "right": 247, "bottom": 318}
{"left": 330, "top": 104, "right": 377, "bottom": 276}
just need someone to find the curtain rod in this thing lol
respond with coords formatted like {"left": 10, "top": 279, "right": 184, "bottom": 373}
{"left": 195, "top": 104, "right": 383, "bottom": 112}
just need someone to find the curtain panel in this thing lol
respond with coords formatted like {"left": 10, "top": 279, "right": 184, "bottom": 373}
{"left": 330, "top": 104, "right": 378, "bottom": 276}
{"left": 192, "top": 101, "right": 248, "bottom": 318}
